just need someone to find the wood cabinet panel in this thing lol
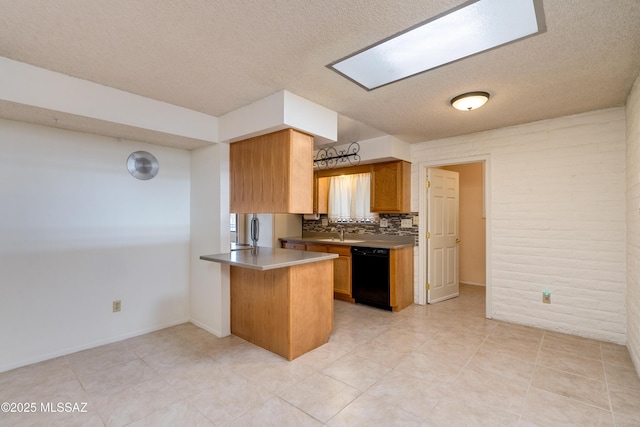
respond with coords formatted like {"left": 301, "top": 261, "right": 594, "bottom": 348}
{"left": 326, "top": 245, "right": 352, "bottom": 300}
{"left": 370, "top": 161, "right": 411, "bottom": 213}
{"left": 230, "top": 128, "right": 313, "bottom": 213}
{"left": 230, "top": 261, "right": 333, "bottom": 360}
{"left": 314, "top": 175, "right": 329, "bottom": 214}
{"left": 390, "top": 246, "right": 414, "bottom": 312}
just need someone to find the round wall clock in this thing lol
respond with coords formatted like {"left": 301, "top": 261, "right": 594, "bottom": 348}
{"left": 127, "top": 151, "right": 159, "bottom": 180}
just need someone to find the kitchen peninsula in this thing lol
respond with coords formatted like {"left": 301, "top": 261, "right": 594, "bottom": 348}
{"left": 200, "top": 247, "right": 337, "bottom": 360}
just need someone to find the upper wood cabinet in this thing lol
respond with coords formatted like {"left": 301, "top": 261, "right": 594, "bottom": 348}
{"left": 370, "top": 161, "right": 411, "bottom": 213}
{"left": 313, "top": 175, "right": 329, "bottom": 214}
{"left": 230, "top": 129, "right": 314, "bottom": 213}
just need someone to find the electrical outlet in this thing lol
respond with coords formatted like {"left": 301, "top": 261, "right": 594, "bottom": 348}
{"left": 380, "top": 218, "right": 388, "bottom": 228}
{"left": 113, "top": 300, "right": 121, "bottom": 312}
{"left": 413, "top": 215, "right": 419, "bottom": 225}
{"left": 321, "top": 218, "right": 328, "bottom": 227}
{"left": 401, "top": 219, "right": 412, "bottom": 228}
{"left": 542, "top": 290, "right": 550, "bottom": 304}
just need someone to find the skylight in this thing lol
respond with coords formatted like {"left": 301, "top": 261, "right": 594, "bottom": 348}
{"left": 328, "top": 0, "right": 545, "bottom": 90}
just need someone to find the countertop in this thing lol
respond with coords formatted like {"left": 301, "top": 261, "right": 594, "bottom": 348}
{"left": 280, "top": 233, "right": 415, "bottom": 249}
{"left": 200, "top": 246, "right": 337, "bottom": 271}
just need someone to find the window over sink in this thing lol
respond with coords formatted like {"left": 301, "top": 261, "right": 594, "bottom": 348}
{"left": 327, "top": 173, "right": 377, "bottom": 223}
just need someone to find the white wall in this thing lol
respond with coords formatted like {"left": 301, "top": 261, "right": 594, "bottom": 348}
{"left": 190, "top": 144, "right": 230, "bottom": 337}
{"left": 412, "top": 108, "right": 627, "bottom": 344}
{"left": 626, "top": 72, "right": 640, "bottom": 375}
{"left": 0, "top": 119, "right": 191, "bottom": 372}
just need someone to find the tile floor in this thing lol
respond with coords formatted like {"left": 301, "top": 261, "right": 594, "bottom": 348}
{"left": 1, "top": 284, "right": 639, "bottom": 426}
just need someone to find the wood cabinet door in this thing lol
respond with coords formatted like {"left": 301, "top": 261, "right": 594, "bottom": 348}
{"left": 316, "top": 176, "right": 329, "bottom": 214}
{"left": 370, "top": 161, "right": 411, "bottom": 213}
{"left": 230, "top": 129, "right": 313, "bottom": 213}
{"left": 332, "top": 255, "right": 351, "bottom": 296}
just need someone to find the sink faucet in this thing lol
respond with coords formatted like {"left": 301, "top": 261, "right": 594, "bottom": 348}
{"left": 337, "top": 225, "right": 344, "bottom": 241}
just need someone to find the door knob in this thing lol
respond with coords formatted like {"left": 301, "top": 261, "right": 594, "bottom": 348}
{"left": 455, "top": 238, "right": 461, "bottom": 243}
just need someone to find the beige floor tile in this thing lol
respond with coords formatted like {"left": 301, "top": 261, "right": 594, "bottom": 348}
{"left": 292, "top": 341, "right": 348, "bottom": 371}
{"left": 371, "top": 328, "right": 430, "bottom": 351}
{"left": 387, "top": 315, "right": 440, "bottom": 336}
{"left": 491, "top": 322, "right": 545, "bottom": 341}
{"left": 226, "top": 397, "right": 323, "bottom": 427}
{"left": 614, "top": 413, "right": 640, "bottom": 427}
{"left": 126, "top": 331, "right": 186, "bottom": 359}
{"left": 326, "top": 393, "right": 422, "bottom": 427}
{"left": 365, "top": 370, "right": 442, "bottom": 417}
{"left": 188, "top": 372, "right": 273, "bottom": 425}
{"left": 66, "top": 340, "right": 138, "bottom": 374}
{"left": 416, "top": 334, "right": 483, "bottom": 366}
{"left": 139, "top": 345, "right": 209, "bottom": 375}
{"left": 424, "top": 395, "right": 520, "bottom": 427}
{"left": 531, "top": 365, "right": 610, "bottom": 410}
{"left": 600, "top": 342, "right": 634, "bottom": 367}
{"left": 156, "top": 357, "right": 231, "bottom": 398}
{"left": 434, "top": 324, "right": 490, "bottom": 343}
{"left": 278, "top": 372, "right": 361, "bottom": 423}
{"left": 541, "top": 331, "right": 603, "bottom": 360}
{"left": 328, "top": 327, "right": 383, "bottom": 352}
{"left": 76, "top": 358, "right": 157, "bottom": 397}
{"left": 1, "top": 409, "right": 104, "bottom": 427}
{"left": 233, "top": 357, "right": 315, "bottom": 393}
{"left": 537, "top": 347, "right": 605, "bottom": 380}
{"left": 394, "top": 351, "right": 464, "bottom": 384}
{"left": 212, "top": 341, "right": 288, "bottom": 367}
{"left": 480, "top": 335, "right": 540, "bottom": 364}
{"left": 447, "top": 367, "right": 530, "bottom": 416}
{"left": 609, "top": 387, "right": 640, "bottom": 422}
{"left": 521, "top": 388, "right": 614, "bottom": 426}
{"left": 604, "top": 362, "right": 640, "bottom": 393}
{"left": 93, "top": 377, "right": 182, "bottom": 427}
{"left": 322, "top": 353, "right": 391, "bottom": 391}
{"left": 465, "top": 347, "right": 535, "bottom": 382}
{"left": 126, "top": 400, "right": 214, "bottom": 427}
{"left": 190, "top": 333, "right": 247, "bottom": 356}
{"left": 350, "top": 340, "right": 409, "bottom": 368}
{"left": 2, "top": 285, "right": 638, "bottom": 427}
{"left": 0, "top": 378, "right": 100, "bottom": 427}
{"left": 0, "top": 357, "right": 76, "bottom": 397}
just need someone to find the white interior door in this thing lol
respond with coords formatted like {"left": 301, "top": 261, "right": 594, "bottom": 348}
{"left": 427, "top": 168, "right": 460, "bottom": 303}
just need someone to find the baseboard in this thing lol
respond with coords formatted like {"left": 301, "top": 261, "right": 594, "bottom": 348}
{"left": 460, "top": 281, "right": 486, "bottom": 287}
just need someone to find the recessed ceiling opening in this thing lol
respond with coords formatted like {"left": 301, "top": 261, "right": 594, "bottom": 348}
{"left": 328, "top": 0, "right": 546, "bottom": 91}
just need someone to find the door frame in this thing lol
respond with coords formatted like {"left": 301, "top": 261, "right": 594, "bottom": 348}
{"left": 418, "top": 155, "right": 493, "bottom": 319}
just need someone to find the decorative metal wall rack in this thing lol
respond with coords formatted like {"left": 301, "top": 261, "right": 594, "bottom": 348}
{"left": 313, "top": 142, "right": 361, "bottom": 169}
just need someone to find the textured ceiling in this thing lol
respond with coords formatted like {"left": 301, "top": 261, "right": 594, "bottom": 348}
{"left": 1, "top": 0, "right": 639, "bottom": 147}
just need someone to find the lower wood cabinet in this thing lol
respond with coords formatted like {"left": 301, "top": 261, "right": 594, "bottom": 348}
{"left": 281, "top": 240, "right": 413, "bottom": 310}
{"left": 326, "top": 245, "right": 353, "bottom": 303}
{"left": 287, "top": 242, "right": 353, "bottom": 302}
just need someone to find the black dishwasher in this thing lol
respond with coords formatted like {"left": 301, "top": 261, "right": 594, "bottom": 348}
{"left": 351, "top": 247, "right": 391, "bottom": 311}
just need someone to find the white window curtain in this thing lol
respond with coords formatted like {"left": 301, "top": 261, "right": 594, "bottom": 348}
{"left": 328, "top": 173, "right": 376, "bottom": 223}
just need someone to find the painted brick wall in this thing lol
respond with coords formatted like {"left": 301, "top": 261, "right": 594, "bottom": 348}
{"left": 626, "top": 73, "right": 640, "bottom": 375}
{"left": 412, "top": 108, "right": 627, "bottom": 344}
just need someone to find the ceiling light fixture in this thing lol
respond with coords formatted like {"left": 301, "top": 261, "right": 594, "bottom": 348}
{"left": 328, "top": 0, "right": 545, "bottom": 90}
{"left": 450, "top": 91, "right": 490, "bottom": 111}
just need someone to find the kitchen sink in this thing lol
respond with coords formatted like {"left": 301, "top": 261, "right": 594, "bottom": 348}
{"left": 314, "top": 238, "right": 364, "bottom": 243}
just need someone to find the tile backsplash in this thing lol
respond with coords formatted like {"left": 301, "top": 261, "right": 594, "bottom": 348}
{"left": 303, "top": 213, "right": 419, "bottom": 245}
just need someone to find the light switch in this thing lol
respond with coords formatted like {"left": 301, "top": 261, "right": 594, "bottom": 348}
{"left": 401, "top": 219, "right": 412, "bottom": 228}
{"left": 380, "top": 218, "right": 388, "bottom": 228}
